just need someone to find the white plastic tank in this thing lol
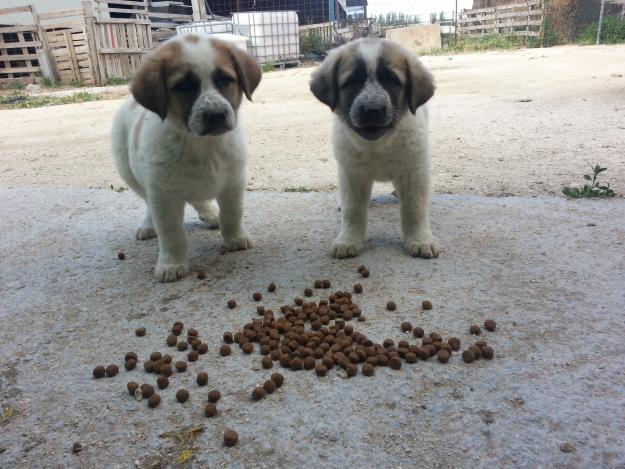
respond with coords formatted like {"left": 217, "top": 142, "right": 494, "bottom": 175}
{"left": 176, "top": 20, "right": 236, "bottom": 36}
{"left": 176, "top": 23, "right": 248, "bottom": 53}
{"left": 232, "top": 11, "right": 299, "bottom": 64}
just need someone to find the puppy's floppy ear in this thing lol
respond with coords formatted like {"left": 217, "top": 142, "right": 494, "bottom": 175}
{"left": 405, "top": 57, "right": 435, "bottom": 114}
{"left": 310, "top": 51, "right": 341, "bottom": 110}
{"left": 131, "top": 51, "right": 168, "bottom": 120}
{"left": 229, "top": 46, "right": 262, "bottom": 101}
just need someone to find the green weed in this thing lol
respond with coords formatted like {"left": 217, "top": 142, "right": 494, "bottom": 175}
{"left": 562, "top": 164, "right": 617, "bottom": 198}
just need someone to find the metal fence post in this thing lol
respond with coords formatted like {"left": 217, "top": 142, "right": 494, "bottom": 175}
{"left": 596, "top": 0, "right": 606, "bottom": 45}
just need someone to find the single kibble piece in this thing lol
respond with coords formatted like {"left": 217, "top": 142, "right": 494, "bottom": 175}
{"left": 227, "top": 299, "right": 237, "bottom": 309}
{"left": 294, "top": 297, "right": 304, "bottom": 306}
{"left": 197, "top": 372, "right": 208, "bottom": 386}
{"left": 242, "top": 342, "right": 254, "bottom": 354}
{"left": 401, "top": 321, "right": 412, "bottom": 333}
{"left": 159, "top": 364, "right": 173, "bottom": 377}
{"left": 220, "top": 345, "right": 232, "bottom": 356}
{"left": 127, "top": 381, "right": 139, "bottom": 395}
{"left": 188, "top": 351, "right": 199, "bottom": 362}
{"left": 197, "top": 343, "right": 208, "bottom": 355}
{"left": 124, "top": 352, "right": 137, "bottom": 361}
{"left": 263, "top": 379, "right": 277, "bottom": 394}
{"left": 207, "top": 390, "right": 221, "bottom": 403}
{"left": 253, "top": 292, "right": 262, "bottom": 301}
{"left": 462, "top": 350, "right": 475, "bottom": 363}
{"left": 150, "top": 352, "right": 162, "bottom": 362}
{"left": 383, "top": 339, "right": 395, "bottom": 349}
{"left": 448, "top": 337, "right": 461, "bottom": 351}
{"left": 176, "top": 389, "right": 190, "bottom": 403}
{"left": 224, "top": 429, "right": 238, "bottom": 447}
{"left": 484, "top": 319, "right": 497, "bottom": 332}
{"left": 148, "top": 394, "right": 161, "bottom": 408}
{"left": 187, "top": 328, "right": 198, "bottom": 337}
{"left": 481, "top": 345, "right": 494, "bottom": 359}
{"left": 157, "top": 376, "right": 169, "bottom": 389}
{"left": 177, "top": 341, "right": 189, "bottom": 351}
{"left": 353, "top": 283, "right": 363, "bottom": 294}
{"left": 205, "top": 403, "right": 218, "bottom": 417}
{"left": 252, "top": 386, "right": 266, "bottom": 401}
{"left": 322, "top": 279, "right": 331, "bottom": 289}
{"left": 303, "top": 356, "right": 316, "bottom": 370}
{"left": 223, "top": 332, "right": 233, "bottom": 344}
{"left": 469, "top": 325, "right": 481, "bottom": 335}
{"left": 475, "top": 339, "right": 488, "bottom": 349}
{"left": 361, "top": 268, "right": 370, "bottom": 278}
{"left": 117, "top": 251, "right": 126, "bottom": 260}
{"left": 141, "top": 384, "right": 155, "bottom": 398}
{"left": 346, "top": 363, "right": 358, "bottom": 377}
{"left": 389, "top": 357, "right": 402, "bottom": 370}
{"left": 135, "top": 327, "right": 146, "bottom": 337}
{"left": 105, "top": 364, "right": 119, "bottom": 377}
{"left": 125, "top": 359, "right": 137, "bottom": 371}
{"left": 304, "top": 288, "right": 313, "bottom": 297}
{"left": 437, "top": 350, "right": 450, "bottom": 363}
{"left": 314, "top": 280, "right": 323, "bottom": 288}
{"left": 362, "top": 363, "right": 375, "bottom": 376}
{"left": 261, "top": 356, "right": 273, "bottom": 369}
{"left": 144, "top": 360, "right": 154, "bottom": 373}
{"left": 290, "top": 357, "right": 302, "bottom": 371}
{"left": 315, "top": 364, "right": 328, "bottom": 377}
{"left": 386, "top": 301, "right": 397, "bottom": 311}
{"left": 175, "top": 361, "right": 187, "bottom": 372}
{"left": 268, "top": 282, "right": 276, "bottom": 292}
{"left": 413, "top": 327, "right": 425, "bottom": 338}
{"left": 197, "top": 270, "right": 207, "bottom": 280}
{"left": 358, "top": 316, "right": 366, "bottom": 322}
{"left": 171, "top": 326, "right": 182, "bottom": 336}
{"left": 162, "top": 354, "right": 172, "bottom": 364}
{"left": 271, "top": 372, "right": 285, "bottom": 388}
{"left": 166, "top": 335, "right": 177, "bottom": 347}
{"left": 172, "top": 321, "right": 183, "bottom": 329}
{"left": 422, "top": 300, "right": 433, "bottom": 310}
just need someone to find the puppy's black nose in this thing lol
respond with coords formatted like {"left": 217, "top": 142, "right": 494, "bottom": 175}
{"left": 360, "top": 106, "right": 387, "bottom": 126}
{"left": 202, "top": 110, "right": 226, "bottom": 128}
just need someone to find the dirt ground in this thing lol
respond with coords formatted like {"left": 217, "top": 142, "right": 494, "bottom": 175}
{"left": 1, "top": 44, "right": 624, "bottom": 196}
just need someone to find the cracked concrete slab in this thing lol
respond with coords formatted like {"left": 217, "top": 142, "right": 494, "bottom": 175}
{"left": 1, "top": 187, "right": 624, "bottom": 468}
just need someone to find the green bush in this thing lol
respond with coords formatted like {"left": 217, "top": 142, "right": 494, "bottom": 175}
{"left": 577, "top": 16, "right": 625, "bottom": 44}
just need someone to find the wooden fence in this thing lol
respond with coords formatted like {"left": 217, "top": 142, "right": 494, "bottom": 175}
{"left": 0, "top": 5, "right": 46, "bottom": 85}
{"left": 458, "top": 0, "right": 544, "bottom": 38}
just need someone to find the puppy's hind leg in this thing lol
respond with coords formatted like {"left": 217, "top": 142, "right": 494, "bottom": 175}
{"left": 191, "top": 199, "right": 220, "bottom": 229}
{"left": 217, "top": 177, "right": 252, "bottom": 251}
{"left": 332, "top": 167, "right": 373, "bottom": 258}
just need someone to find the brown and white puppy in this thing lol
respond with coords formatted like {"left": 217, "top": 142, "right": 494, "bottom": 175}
{"left": 111, "top": 34, "right": 261, "bottom": 282}
{"left": 310, "top": 38, "right": 439, "bottom": 258}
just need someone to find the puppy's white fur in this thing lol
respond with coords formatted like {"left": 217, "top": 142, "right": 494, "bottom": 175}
{"left": 111, "top": 35, "right": 261, "bottom": 282}
{"left": 311, "top": 38, "right": 439, "bottom": 259}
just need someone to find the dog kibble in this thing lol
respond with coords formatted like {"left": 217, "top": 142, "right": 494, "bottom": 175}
{"left": 188, "top": 351, "right": 199, "bottom": 362}
{"left": 413, "top": 327, "right": 425, "bottom": 338}
{"left": 361, "top": 268, "right": 370, "bottom": 278}
{"left": 117, "top": 251, "right": 125, "bottom": 260}
{"left": 197, "top": 270, "right": 207, "bottom": 280}
{"left": 205, "top": 403, "right": 218, "bottom": 417}
{"left": 469, "top": 325, "right": 481, "bottom": 335}
{"left": 401, "top": 321, "right": 412, "bottom": 332}
{"left": 149, "top": 352, "right": 161, "bottom": 362}
{"left": 469, "top": 345, "right": 482, "bottom": 359}
{"left": 294, "top": 297, "right": 304, "bottom": 306}
{"left": 177, "top": 341, "right": 189, "bottom": 351}
{"left": 176, "top": 389, "right": 189, "bottom": 403}
{"left": 127, "top": 381, "right": 139, "bottom": 395}
{"left": 448, "top": 337, "right": 461, "bottom": 351}
{"left": 105, "top": 364, "right": 119, "bottom": 377}
{"left": 125, "top": 359, "right": 136, "bottom": 371}
{"left": 322, "top": 280, "right": 331, "bottom": 289}
{"left": 252, "top": 386, "right": 266, "bottom": 400}
{"left": 263, "top": 379, "right": 277, "bottom": 394}
{"left": 304, "top": 288, "right": 313, "bottom": 297}
{"left": 481, "top": 345, "right": 494, "bottom": 359}
{"left": 135, "top": 327, "right": 146, "bottom": 337}
{"left": 219, "top": 344, "right": 231, "bottom": 356}
{"left": 437, "top": 350, "right": 450, "bottom": 363}
{"left": 160, "top": 364, "right": 173, "bottom": 377}
{"left": 141, "top": 384, "right": 155, "bottom": 398}
{"left": 171, "top": 326, "right": 182, "bottom": 336}
{"left": 207, "top": 390, "right": 221, "bottom": 402}
{"left": 223, "top": 332, "right": 233, "bottom": 343}
{"left": 143, "top": 360, "right": 154, "bottom": 373}
{"left": 353, "top": 283, "right": 363, "bottom": 294}
{"left": 290, "top": 357, "right": 302, "bottom": 370}
{"left": 166, "top": 335, "right": 177, "bottom": 347}
{"left": 197, "top": 372, "right": 208, "bottom": 386}
{"left": 242, "top": 342, "right": 254, "bottom": 354}
{"left": 462, "top": 350, "right": 475, "bottom": 363}
{"left": 157, "top": 376, "right": 169, "bottom": 389}
{"left": 389, "top": 357, "right": 402, "bottom": 370}
{"left": 475, "top": 339, "right": 487, "bottom": 349}
{"left": 484, "top": 319, "right": 497, "bottom": 331}
{"left": 125, "top": 352, "right": 138, "bottom": 361}
{"left": 271, "top": 372, "right": 284, "bottom": 388}
{"left": 315, "top": 364, "right": 328, "bottom": 376}
{"left": 197, "top": 343, "right": 208, "bottom": 355}
{"left": 227, "top": 300, "right": 237, "bottom": 309}
{"left": 386, "top": 301, "right": 397, "bottom": 311}
{"left": 303, "top": 356, "right": 316, "bottom": 370}
{"left": 148, "top": 394, "right": 161, "bottom": 408}
{"left": 362, "top": 363, "right": 375, "bottom": 376}
{"left": 383, "top": 339, "right": 395, "bottom": 349}
{"left": 223, "top": 429, "right": 238, "bottom": 446}
{"left": 253, "top": 292, "right": 262, "bottom": 302}
{"left": 314, "top": 280, "right": 323, "bottom": 288}
{"left": 175, "top": 361, "right": 187, "bottom": 372}
{"left": 268, "top": 282, "right": 276, "bottom": 292}
{"left": 261, "top": 356, "right": 273, "bottom": 369}
{"left": 422, "top": 300, "right": 433, "bottom": 310}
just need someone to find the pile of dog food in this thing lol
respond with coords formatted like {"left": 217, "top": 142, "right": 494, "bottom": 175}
{"left": 91, "top": 266, "right": 497, "bottom": 447}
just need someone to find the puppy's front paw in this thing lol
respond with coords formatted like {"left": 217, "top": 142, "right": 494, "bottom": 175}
{"left": 223, "top": 233, "right": 252, "bottom": 252}
{"left": 136, "top": 226, "right": 157, "bottom": 240}
{"left": 331, "top": 237, "right": 362, "bottom": 258}
{"left": 405, "top": 234, "right": 440, "bottom": 259}
{"left": 155, "top": 261, "right": 188, "bottom": 282}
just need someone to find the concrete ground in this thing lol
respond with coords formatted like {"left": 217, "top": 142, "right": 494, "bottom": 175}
{"left": 1, "top": 187, "right": 624, "bottom": 468}
{"left": 1, "top": 45, "right": 624, "bottom": 197}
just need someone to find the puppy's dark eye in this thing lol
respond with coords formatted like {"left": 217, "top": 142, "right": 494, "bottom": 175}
{"left": 214, "top": 73, "right": 235, "bottom": 88}
{"left": 341, "top": 72, "right": 366, "bottom": 90}
{"left": 378, "top": 69, "right": 401, "bottom": 87}
{"left": 173, "top": 75, "right": 199, "bottom": 94}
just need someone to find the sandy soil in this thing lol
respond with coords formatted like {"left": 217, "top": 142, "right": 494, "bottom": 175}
{"left": 1, "top": 44, "right": 624, "bottom": 196}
